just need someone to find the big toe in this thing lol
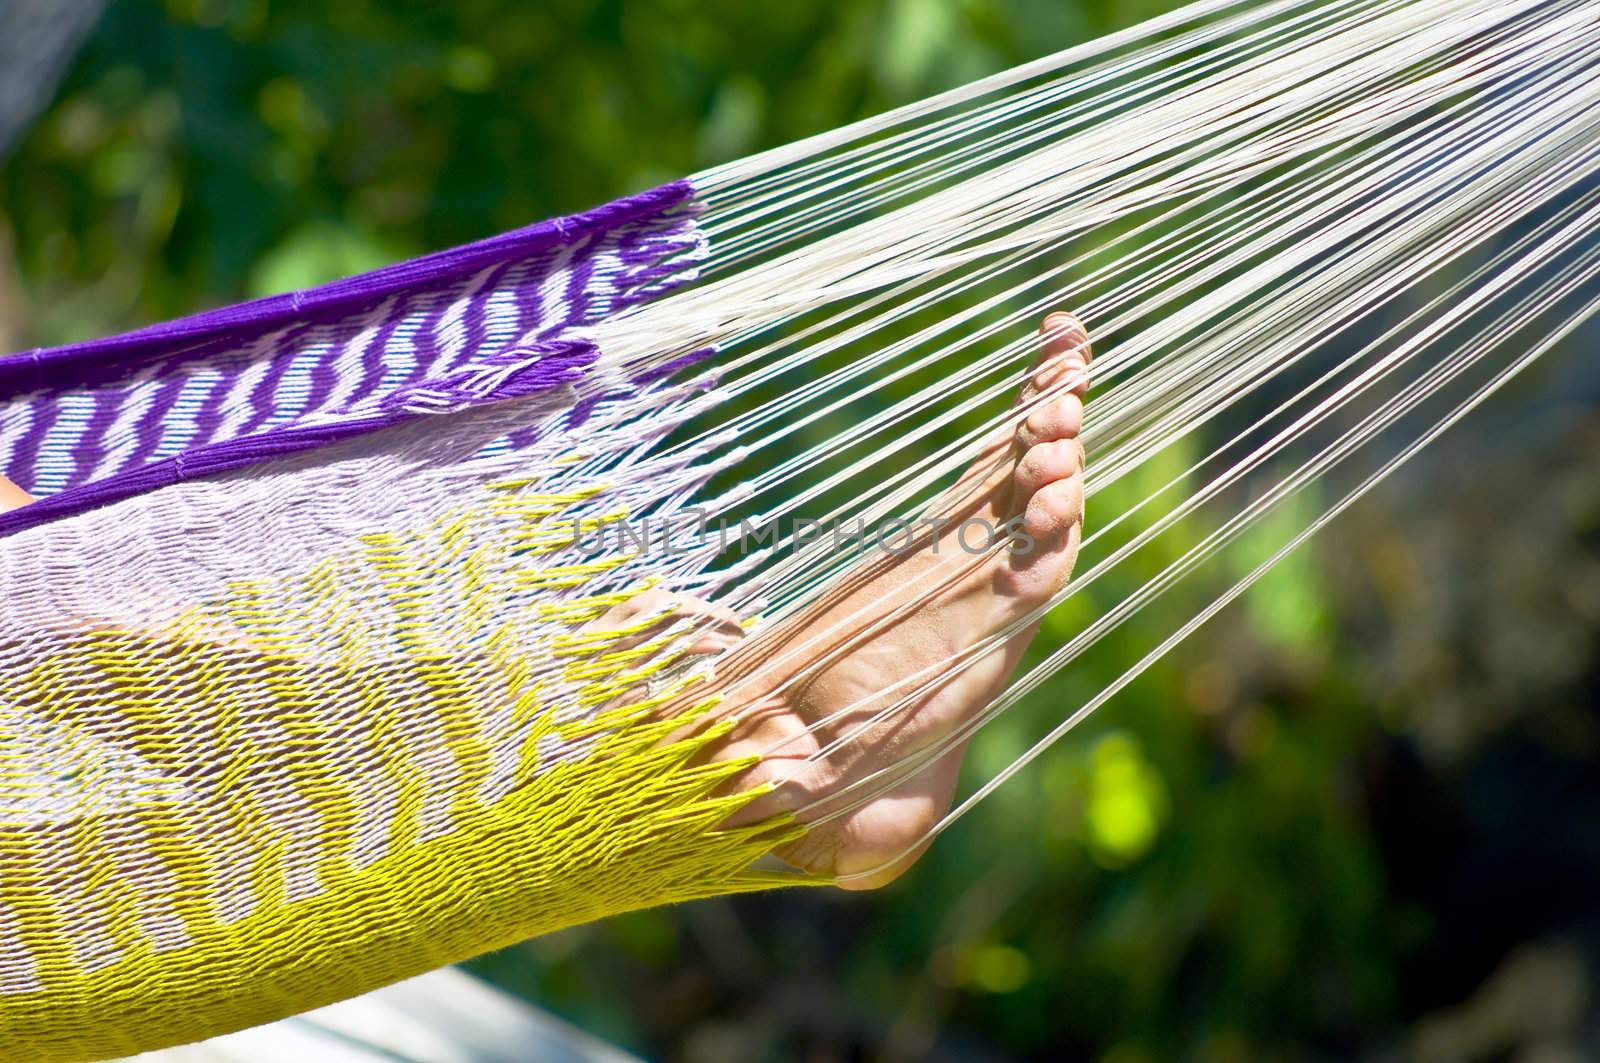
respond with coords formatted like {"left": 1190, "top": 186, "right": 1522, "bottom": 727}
{"left": 1015, "top": 312, "right": 1092, "bottom": 445}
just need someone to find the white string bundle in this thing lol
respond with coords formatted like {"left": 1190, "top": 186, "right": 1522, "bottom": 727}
{"left": 580, "top": 0, "right": 1600, "bottom": 879}
{"left": 3, "top": 3, "right": 1599, "bottom": 1051}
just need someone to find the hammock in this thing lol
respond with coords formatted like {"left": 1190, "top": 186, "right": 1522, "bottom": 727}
{"left": 4, "top": 0, "right": 1598, "bottom": 1056}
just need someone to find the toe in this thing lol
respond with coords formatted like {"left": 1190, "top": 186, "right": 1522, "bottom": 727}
{"left": 1018, "top": 390, "right": 1083, "bottom": 450}
{"left": 1015, "top": 311, "right": 1092, "bottom": 448}
{"left": 1012, "top": 437, "right": 1083, "bottom": 500}
{"left": 953, "top": 312, "right": 1092, "bottom": 507}
{"left": 1003, "top": 475, "right": 1084, "bottom": 605}
{"left": 1026, "top": 312, "right": 1093, "bottom": 397}
{"left": 1041, "top": 311, "right": 1092, "bottom": 364}
{"left": 1020, "top": 474, "right": 1084, "bottom": 542}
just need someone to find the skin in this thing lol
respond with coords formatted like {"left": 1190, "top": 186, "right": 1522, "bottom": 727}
{"left": 0, "top": 475, "right": 28, "bottom": 512}
{"left": 0, "top": 312, "right": 1091, "bottom": 891}
{"left": 590, "top": 312, "right": 1092, "bottom": 888}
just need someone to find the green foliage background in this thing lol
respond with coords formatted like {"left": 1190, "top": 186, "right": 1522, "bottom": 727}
{"left": 4, "top": 2, "right": 1598, "bottom": 1060}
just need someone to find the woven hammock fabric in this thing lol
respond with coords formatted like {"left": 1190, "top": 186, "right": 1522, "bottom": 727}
{"left": 6, "top": 0, "right": 1600, "bottom": 1057}
{"left": 0, "top": 181, "right": 807, "bottom": 1060}
{"left": 0, "top": 183, "right": 702, "bottom": 529}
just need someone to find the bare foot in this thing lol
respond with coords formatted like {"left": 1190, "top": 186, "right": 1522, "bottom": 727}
{"left": 6, "top": 313, "right": 1086, "bottom": 890}
{"left": 589, "top": 312, "right": 1092, "bottom": 888}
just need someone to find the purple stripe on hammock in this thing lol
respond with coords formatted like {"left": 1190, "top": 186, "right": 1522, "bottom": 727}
{"left": 123, "top": 368, "right": 193, "bottom": 475}
{"left": 0, "top": 181, "right": 694, "bottom": 395}
{"left": 0, "top": 343, "right": 600, "bottom": 540}
{"left": 0, "top": 180, "right": 707, "bottom": 538}
{"left": 60, "top": 393, "right": 117, "bottom": 490}
{"left": 2, "top": 188, "right": 698, "bottom": 491}
{"left": 442, "top": 263, "right": 501, "bottom": 380}
{"left": 344, "top": 295, "right": 417, "bottom": 414}
{"left": 6, "top": 402, "right": 58, "bottom": 490}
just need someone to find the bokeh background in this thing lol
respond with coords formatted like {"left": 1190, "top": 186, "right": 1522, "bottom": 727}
{"left": 3, "top": 1, "right": 1599, "bottom": 1060}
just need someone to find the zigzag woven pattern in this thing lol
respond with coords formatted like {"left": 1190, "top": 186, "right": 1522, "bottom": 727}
{"left": 0, "top": 183, "right": 811, "bottom": 1062}
{"left": 0, "top": 181, "right": 706, "bottom": 514}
